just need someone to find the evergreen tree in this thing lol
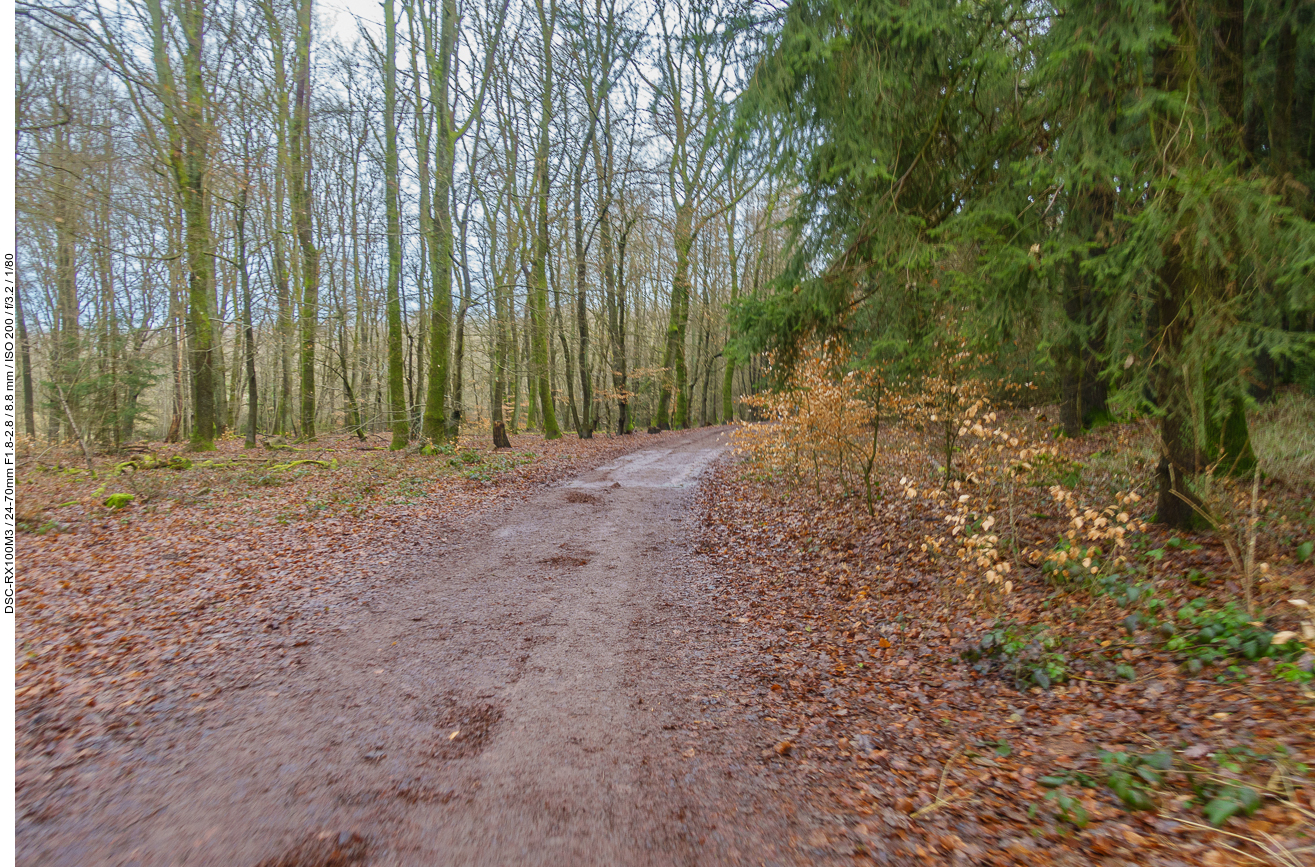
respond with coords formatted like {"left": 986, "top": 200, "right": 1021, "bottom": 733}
{"left": 736, "top": 0, "right": 1315, "bottom": 529}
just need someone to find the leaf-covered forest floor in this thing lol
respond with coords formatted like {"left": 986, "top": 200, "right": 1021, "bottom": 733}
{"left": 14, "top": 396, "right": 1315, "bottom": 866}
{"left": 696, "top": 395, "right": 1315, "bottom": 866}
{"left": 15, "top": 428, "right": 661, "bottom": 806}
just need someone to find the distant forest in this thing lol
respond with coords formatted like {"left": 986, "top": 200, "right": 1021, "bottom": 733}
{"left": 14, "top": 0, "right": 1315, "bottom": 520}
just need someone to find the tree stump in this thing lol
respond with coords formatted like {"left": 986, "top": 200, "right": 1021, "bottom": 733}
{"left": 492, "top": 420, "right": 512, "bottom": 449}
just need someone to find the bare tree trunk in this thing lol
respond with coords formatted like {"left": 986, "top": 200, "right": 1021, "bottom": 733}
{"left": 385, "top": 0, "right": 409, "bottom": 449}
{"left": 530, "top": 0, "right": 562, "bottom": 439}
{"left": 237, "top": 171, "right": 258, "bottom": 448}
{"left": 453, "top": 216, "right": 474, "bottom": 431}
{"left": 612, "top": 213, "right": 634, "bottom": 435}
{"left": 420, "top": 0, "right": 456, "bottom": 442}
{"left": 408, "top": 1, "right": 432, "bottom": 434}
{"left": 656, "top": 202, "right": 692, "bottom": 430}
{"left": 15, "top": 277, "right": 36, "bottom": 438}
{"left": 290, "top": 0, "right": 319, "bottom": 440}
{"left": 51, "top": 148, "right": 78, "bottom": 443}
{"left": 263, "top": 0, "right": 294, "bottom": 436}
{"left": 549, "top": 242, "right": 579, "bottom": 433}
{"left": 572, "top": 140, "right": 593, "bottom": 437}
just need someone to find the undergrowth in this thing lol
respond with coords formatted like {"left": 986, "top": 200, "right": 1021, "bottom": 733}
{"left": 729, "top": 341, "right": 1315, "bottom": 857}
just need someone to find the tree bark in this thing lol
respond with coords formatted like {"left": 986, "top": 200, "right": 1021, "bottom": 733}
{"left": 290, "top": 0, "right": 318, "bottom": 440}
{"left": 236, "top": 166, "right": 258, "bottom": 448}
{"left": 421, "top": 0, "right": 456, "bottom": 443}
{"left": 385, "top": 0, "right": 409, "bottom": 449}
{"left": 572, "top": 133, "right": 593, "bottom": 437}
{"left": 145, "top": 0, "right": 219, "bottom": 450}
{"left": 531, "top": 0, "right": 562, "bottom": 439}
{"left": 656, "top": 202, "right": 693, "bottom": 429}
{"left": 15, "top": 276, "right": 35, "bottom": 438}
{"left": 453, "top": 217, "right": 474, "bottom": 431}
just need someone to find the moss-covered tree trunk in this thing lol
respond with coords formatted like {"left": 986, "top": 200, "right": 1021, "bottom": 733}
{"left": 530, "top": 0, "right": 562, "bottom": 440}
{"left": 384, "top": 0, "right": 408, "bottom": 450}
{"left": 491, "top": 239, "right": 513, "bottom": 448}
{"left": 15, "top": 276, "right": 35, "bottom": 438}
{"left": 236, "top": 167, "right": 258, "bottom": 448}
{"left": 408, "top": 4, "right": 432, "bottom": 435}
{"left": 572, "top": 162, "right": 593, "bottom": 438}
{"left": 421, "top": 0, "right": 456, "bottom": 443}
{"left": 453, "top": 217, "right": 473, "bottom": 431}
{"left": 257, "top": 0, "right": 292, "bottom": 436}
{"left": 656, "top": 202, "right": 693, "bottom": 430}
{"left": 146, "top": 0, "right": 218, "bottom": 450}
{"left": 592, "top": 111, "right": 629, "bottom": 436}
{"left": 290, "top": 0, "right": 318, "bottom": 441}
{"left": 721, "top": 204, "right": 741, "bottom": 423}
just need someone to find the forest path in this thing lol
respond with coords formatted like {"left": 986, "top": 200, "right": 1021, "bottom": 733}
{"left": 22, "top": 427, "right": 845, "bottom": 867}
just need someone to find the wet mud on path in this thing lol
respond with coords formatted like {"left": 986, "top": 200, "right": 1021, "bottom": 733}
{"left": 19, "top": 428, "right": 851, "bottom": 867}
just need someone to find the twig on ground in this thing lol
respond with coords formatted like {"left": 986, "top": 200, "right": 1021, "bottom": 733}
{"left": 911, "top": 747, "right": 971, "bottom": 818}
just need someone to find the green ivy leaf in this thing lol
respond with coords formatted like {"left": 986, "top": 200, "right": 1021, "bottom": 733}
{"left": 1204, "top": 797, "right": 1241, "bottom": 826}
{"left": 1235, "top": 786, "right": 1262, "bottom": 815}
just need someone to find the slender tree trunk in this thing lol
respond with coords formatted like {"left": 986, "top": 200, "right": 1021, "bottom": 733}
{"left": 213, "top": 244, "right": 230, "bottom": 436}
{"left": 166, "top": 251, "right": 184, "bottom": 443}
{"left": 601, "top": 210, "right": 627, "bottom": 434}
{"left": 721, "top": 204, "right": 741, "bottom": 423}
{"left": 697, "top": 279, "right": 713, "bottom": 426}
{"left": 572, "top": 146, "right": 592, "bottom": 437}
{"left": 290, "top": 0, "right": 318, "bottom": 440}
{"left": 553, "top": 260, "right": 580, "bottom": 433}
{"left": 453, "top": 218, "right": 474, "bottom": 431}
{"left": 613, "top": 214, "right": 632, "bottom": 434}
{"left": 420, "top": 0, "right": 456, "bottom": 442}
{"left": 593, "top": 123, "right": 630, "bottom": 435}
{"left": 408, "top": 0, "right": 432, "bottom": 434}
{"left": 51, "top": 156, "right": 78, "bottom": 443}
{"left": 510, "top": 301, "right": 523, "bottom": 431}
{"left": 530, "top": 0, "right": 562, "bottom": 439}
{"left": 237, "top": 176, "right": 258, "bottom": 448}
{"left": 273, "top": 212, "right": 292, "bottom": 434}
{"left": 491, "top": 243, "right": 512, "bottom": 448}
{"left": 15, "top": 277, "right": 35, "bottom": 438}
{"left": 263, "top": 0, "right": 293, "bottom": 436}
{"left": 385, "top": 0, "right": 409, "bottom": 449}
{"left": 488, "top": 205, "right": 513, "bottom": 446}
{"left": 523, "top": 303, "right": 538, "bottom": 430}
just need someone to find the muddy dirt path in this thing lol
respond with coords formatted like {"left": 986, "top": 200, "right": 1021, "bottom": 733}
{"left": 21, "top": 428, "right": 852, "bottom": 867}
